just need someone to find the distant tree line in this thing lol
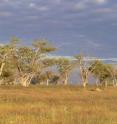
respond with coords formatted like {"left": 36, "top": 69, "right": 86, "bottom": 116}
{"left": 0, "top": 37, "right": 117, "bottom": 88}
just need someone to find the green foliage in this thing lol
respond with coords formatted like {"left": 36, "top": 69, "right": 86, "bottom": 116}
{"left": 32, "top": 39, "right": 56, "bottom": 54}
{"left": 56, "top": 58, "right": 72, "bottom": 74}
{"left": 0, "top": 37, "right": 57, "bottom": 86}
{"left": 89, "top": 60, "right": 112, "bottom": 83}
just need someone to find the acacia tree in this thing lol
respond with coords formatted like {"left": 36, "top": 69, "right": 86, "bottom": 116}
{"left": 0, "top": 45, "right": 10, "bottom": 77}
{"left": 105, "top": 65, "right": 117, "bottom": 87}
{"left": 89, "top": 60, "right": 112, "bottom": 87}
{"left": 44, "top": 71, "right": 54, "bottom": 86}
{"left": 3, "top": 37, "right": 33, "bottom": 86}
{"left": 56, "top": 58, "right": 74, "bottom": 85}
{"left": 17, "top": 39, "right": 56, "bottom": 87}
{"left": 42, "top": 58, "right": 57, "bottom": 85}
{"left": 0, "top": 37, "right": 20, "bottom": 84}
{"left": 112, "top": 69, "right": 117, "bottom": 87}
{"left": 1, "top": 38, "right": 56, "bottom": 87}
{"left": 74, "top": 55, "right": 90, "bottom": 88}
{"left": 0, "top": 45, "right": 12, "bottom": 84}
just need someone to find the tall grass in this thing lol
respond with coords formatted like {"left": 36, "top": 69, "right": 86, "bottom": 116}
{"left": 0, "top": 86, "right": 116, "bottom": 124}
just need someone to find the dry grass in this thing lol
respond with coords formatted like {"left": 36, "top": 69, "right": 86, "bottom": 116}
{"left": 0, "top": 85, "right": 117, "bottom": 124}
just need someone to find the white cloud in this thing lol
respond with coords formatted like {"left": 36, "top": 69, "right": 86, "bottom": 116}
{"left": 74, "top": 2, "right": 87, "bottom": 11}
{"left": 29, "top": 3, "right": 36, "bottom": 8}
{"left": 73, "top": 0, "right": 108, "bottom": 11}
{"left": 95, "top": 0, "right": 107, "bottom": 4}
{"left": 29, "top": 3, "right": 49, "bottom": 11}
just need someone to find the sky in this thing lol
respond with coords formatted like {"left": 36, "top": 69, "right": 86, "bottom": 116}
{"left": 0, "top": 0, "right": 117, "bottom": 57}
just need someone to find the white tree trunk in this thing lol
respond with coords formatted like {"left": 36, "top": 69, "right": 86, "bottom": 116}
{"left": 96, "top": 78, "right": 99, "bottom": 87}
{"left": 20, "top": 74, "right": 33, "bottom": 87}
{"left": 113, "top": 78, "right": 117, "bottom": 87}
{"left": 64, "top": 74, "right": 68, "bottom": 85}
{"left": 79, "top": 66, "right": 88, "bottom": 88}
{"left": 83, "top": 81, "right": 87, "bottom": 88}
{"left": 0, "top": 63, "right": 5, "bottom": 76}
{"left": 46, "top": 79, "right": 49, "bottom": 86}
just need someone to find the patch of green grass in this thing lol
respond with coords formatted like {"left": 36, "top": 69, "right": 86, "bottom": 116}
{"left": 0, "top": 86, "right": 117, "bottom": 124}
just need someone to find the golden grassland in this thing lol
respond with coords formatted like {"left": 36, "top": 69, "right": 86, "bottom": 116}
{"left": 0, "top": 85, "right": 117, "bottom": 124}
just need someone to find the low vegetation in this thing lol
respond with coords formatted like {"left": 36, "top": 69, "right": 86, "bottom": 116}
{"left": 0, "top": 86, "right": 116, "bottom": 124}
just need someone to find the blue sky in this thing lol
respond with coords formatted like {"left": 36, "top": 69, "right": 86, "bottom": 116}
{"left": 0, "top": 0, "right": 117, "bottom": 57}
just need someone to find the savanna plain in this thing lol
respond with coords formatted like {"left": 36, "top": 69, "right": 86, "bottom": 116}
{"left": 0, "top": 85, "right": 117, "bottom": 124}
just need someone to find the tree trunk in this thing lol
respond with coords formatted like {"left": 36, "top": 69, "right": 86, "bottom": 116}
{"left": 20, "top": 74, "right": 33, "bottom": 87}
{"left": 112, "top": 79, "right": 115, "bottom": 87}
{"left": 0, "top": 62, "right": 5, "bottom": 76}
{"left": 83, "top": 81, "right": 87, "bottom": 88}
{"left": 80, "top": 67, "right": 88, "bottom": 88}
{"left": 96, "top": 78, "right": 99, "bottom": 87}
{"left": 64, "top": 74, "right": 68, "bottom": 85}
{"left": 113, "top": 78, "right": 117, "bottom": 87}
{"left": 115, "top": 79, "right": 117, "bottom": 87}
{"left": 46, "top": 79, "right": 49, "bottom": 86}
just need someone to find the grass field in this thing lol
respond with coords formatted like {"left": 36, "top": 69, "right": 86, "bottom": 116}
{"left": 0, "top": 85, "right": 117, "bottom": 124}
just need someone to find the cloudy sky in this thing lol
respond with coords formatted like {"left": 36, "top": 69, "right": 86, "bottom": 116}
{"left": 0, "top": 0, "right": 117, "bottom": 57}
